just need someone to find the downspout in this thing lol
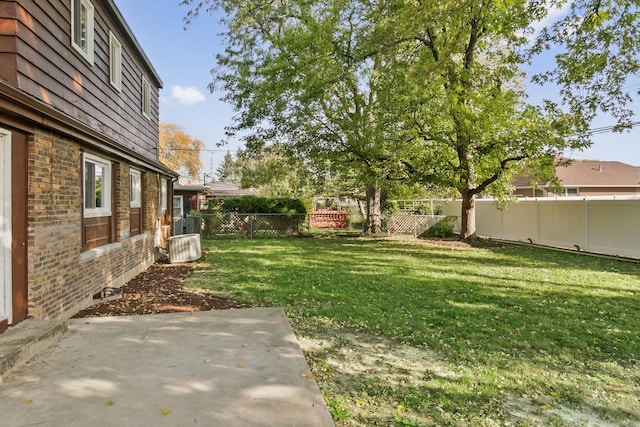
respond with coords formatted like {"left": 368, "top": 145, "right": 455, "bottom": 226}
{"left": 154, "top": 173, "right": 162, "bottom": 248}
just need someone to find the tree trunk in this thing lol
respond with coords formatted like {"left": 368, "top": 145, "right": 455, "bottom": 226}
{"left": 366, "top": 184, "right": 382, "bottom": 234}
{"left": 459, "top": 190, "right": 477, "bottom": 240}
{"left": 357, "top": 199, "right": 367, "bottom": 222}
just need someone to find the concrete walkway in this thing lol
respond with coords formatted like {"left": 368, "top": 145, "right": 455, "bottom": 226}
{"left": 0, "top": 308, "right": 335, "bottom": 427}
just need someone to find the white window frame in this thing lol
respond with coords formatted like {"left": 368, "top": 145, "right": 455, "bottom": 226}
{"left": 109, "top": 31, "right": 122, "bottom": 91}
{"left": 83, "top": 153, "right": 112, "bottom": 218}
{"left": 563, "top": 187, "right": 579, "bottom": 197}
{"left": 173, "top": 195, "right": 184, "bottom": 220}
{"left": 71, "top": 0, "right": 95, "bottom": 64}
{"left": 159, "top": 178, "right": 168, "bottom": 215}
{"left": 142, "top": 76, "right": 151, "bottom": 119}
{"left": 130, "top": 169, "right": 142, "bottom": 208}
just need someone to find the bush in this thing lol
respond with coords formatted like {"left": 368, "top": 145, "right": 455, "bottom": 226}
{"left": 429, "top": 216, "right": 456, "bottom": 238}
{"left": 414, "top": 203, "right": 433, "bottom": 215}
{"left": 207, "top": 196, "right": 307, "bottom": 215}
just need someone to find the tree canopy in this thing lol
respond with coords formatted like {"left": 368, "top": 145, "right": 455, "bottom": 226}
{"left": 183, "top": 0, "right": 640, "bottom": 238}
{"left": 159, "top": 122, "right": 205, "bottom": 179}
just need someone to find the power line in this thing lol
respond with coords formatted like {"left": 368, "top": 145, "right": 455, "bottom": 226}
{"left": 581, "top": 121, "right": 640, "bottom": 136}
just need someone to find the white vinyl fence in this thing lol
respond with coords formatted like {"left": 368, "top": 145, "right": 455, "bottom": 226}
{"left": 441, "top": 196, "right": 640, "bottom": 259}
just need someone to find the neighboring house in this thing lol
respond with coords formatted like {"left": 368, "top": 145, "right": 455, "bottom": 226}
{"left": 173, "top": 184, "right": 205, "bottom": 219}
{"left": 206, "top": 181, "right": 255, "bottom": 198}
{"left": 0, "top": 0, "right": 176, "bottom": 333}
{"left": 514, "top": 159, "right": 640, "bottom": 197}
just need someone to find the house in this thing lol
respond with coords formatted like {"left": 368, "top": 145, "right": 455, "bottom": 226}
{"left": 200, "top": 181, "right": 254, "bottom": 209}
{"left": 206, "top": 181, "right": 255, "bottom": 198}
{"left": 174, "top": 184, "right": 206, "bottom": 219}
{"left": 0, "top": 0, "right": 177, "bottom": 333}
{"left": 514, "top": 159, "right": 640, "bottom": 197}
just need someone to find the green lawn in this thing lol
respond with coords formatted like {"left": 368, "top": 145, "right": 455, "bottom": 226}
{"left": 184, "top": 238, "right": 640, "bottom": 426}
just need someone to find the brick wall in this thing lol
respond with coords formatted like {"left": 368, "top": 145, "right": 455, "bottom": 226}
{"left": 27, "top": 129, "right": 161, "bottom": 319}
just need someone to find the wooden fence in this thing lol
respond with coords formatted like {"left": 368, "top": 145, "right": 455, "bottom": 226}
{"left": 308, "top": 210, "right": 348, "bottom": 228}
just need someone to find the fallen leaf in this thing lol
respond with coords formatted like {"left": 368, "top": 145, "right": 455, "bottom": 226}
{"left": 237, "top": 363, "right": 244, "bottom": 369}
{"left": 107, "top": 400, "right": 114, "bottom": 406}
{"left": 162, "top": 408, "right": 171, "bottom": 416}
{"left": 24, "top": 399, "right": 33, "bottom": 405}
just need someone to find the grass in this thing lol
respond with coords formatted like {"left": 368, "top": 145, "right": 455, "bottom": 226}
{"left": 184, "top": 237, "right": 640, "bottom": 426}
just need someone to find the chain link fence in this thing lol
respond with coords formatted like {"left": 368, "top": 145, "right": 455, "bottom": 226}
{"left": 176, "top": 212, "right": 454, "bottom": 239}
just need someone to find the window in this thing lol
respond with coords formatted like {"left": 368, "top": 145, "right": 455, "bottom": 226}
{"left": 142, "top": 76, "right": 151, "bottom": 118}
{"left": 71, "top": 0, "right": 95, "bottom": 64}
{"left": 173, "top": 196, "right": 184, "bottom": 220}
{"left": 534, "top": 188, "right": 547, "bottom": 197}
{"left": 130, "top": 169, "right": 143, "bottom": 236}
{"left": 160, "top": 178, "right": 168, "bottom": 215}
{"left": 564, "top": 187, "right": 579, "bottom": 197}
{"left": 84, "top": 153, "right": 111, "bottom": 217}
{"left": 82, "top": 154, "right": 115, "bottom": 250}
{"left": 130, "top": 169, "right": 142, "bottom": 208}
{"left": 109, "top": 32, "right": 122, "bottom": 91}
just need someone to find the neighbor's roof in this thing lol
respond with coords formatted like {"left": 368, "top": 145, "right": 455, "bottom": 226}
{"left": 174, "top": 184, "right": 206, "bottom": 193}
{"left": 206, "top": 181, "right": 255, "bottom": 196}
{"left": 515, "top": 159, "right": 640, "bottom": 187}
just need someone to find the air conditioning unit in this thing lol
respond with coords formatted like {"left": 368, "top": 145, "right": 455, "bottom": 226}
{"left": 167, "top": 233, "right": 201, "bottom": 263}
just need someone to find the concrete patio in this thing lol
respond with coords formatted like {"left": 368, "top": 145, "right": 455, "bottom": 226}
{"left": 0, "top": 308, "right": 334, "bottom": 427}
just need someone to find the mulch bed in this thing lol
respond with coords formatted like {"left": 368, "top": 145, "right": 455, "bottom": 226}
{"left": 72, "top": 261, "right": 247, "bottom": 318}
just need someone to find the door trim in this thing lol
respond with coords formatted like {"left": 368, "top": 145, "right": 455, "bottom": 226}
{"left": 1, "top": 127, "right": 12, "bottom": 324}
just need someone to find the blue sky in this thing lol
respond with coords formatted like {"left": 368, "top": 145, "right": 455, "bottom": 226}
{"left": 114, "top": 0, "right": 640, "bottom": 178}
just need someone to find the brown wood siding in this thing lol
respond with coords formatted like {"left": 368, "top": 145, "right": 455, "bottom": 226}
{"left": 6, "top": 0, "right": 160, "bottom": 162}
{"left": 130, "top": 207, "right": 141, "bottom": 235}
{"left": 0, "top": 1, "right": 19, "bottom": 85}
{"left": 11, "top": 128, "right": 28, "bottom": 324}
{"left": 82, "top": 215, "right": 112, "bottom": 250}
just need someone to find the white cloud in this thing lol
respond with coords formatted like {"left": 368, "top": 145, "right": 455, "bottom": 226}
{"left": 171, "top": 86, "right": 206, "bottom": 105}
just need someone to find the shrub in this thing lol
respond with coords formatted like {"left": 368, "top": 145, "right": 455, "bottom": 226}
{"left": 414, "top": 203, "right": 433, "bottom": 215}
{"left": 429, "top": 216, "right": 456, "bottom": 238}
{"left": 207, "top": 196, "right": 307, "bottom": 215}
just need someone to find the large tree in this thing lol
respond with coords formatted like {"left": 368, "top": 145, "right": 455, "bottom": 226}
{"left": 159, "top": 123, "right": 205, "bottom": 179}
{"left": 183, "top": 0, "right": 410, "bottom": 233}
{"left": 380, "top": 1, "right": 586, "bottom": 238}
{"left": 184, "top": 0, "right": 640, "bottom": 239}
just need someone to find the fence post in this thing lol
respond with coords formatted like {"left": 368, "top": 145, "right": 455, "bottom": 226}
{"left": 584, "top": 199, "right": 589, "bottom": 252}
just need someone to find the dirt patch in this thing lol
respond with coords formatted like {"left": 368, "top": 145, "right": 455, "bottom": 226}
{"left": 72, "top": 260, "right": 247, "bottom": 318}
{"left": 420, "top": 236, "right": 505, "bottom": 249}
